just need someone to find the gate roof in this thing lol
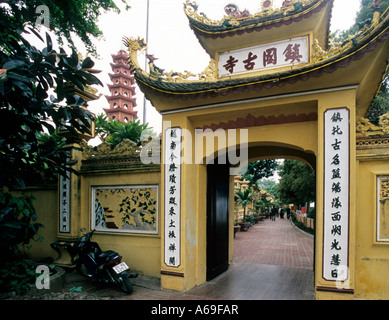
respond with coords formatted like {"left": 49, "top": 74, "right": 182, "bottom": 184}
{"left": 125, "top": 1, "right": 389, "bottom": 119}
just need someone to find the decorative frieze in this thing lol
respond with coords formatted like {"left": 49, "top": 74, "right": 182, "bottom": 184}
{"left": 81, "top": 139, "right": 140, "bottom": 159}
{"left": 200, "top": 112, "right": 318, "bottom": 132}
{"left": 356, "top": 114, "right": 389, "bottom": 138}
{"left": 91, "top": 185, "right": 159, "bottom": 234}
{"left": 356, "top": 114, "right": 389, "bottom": 151}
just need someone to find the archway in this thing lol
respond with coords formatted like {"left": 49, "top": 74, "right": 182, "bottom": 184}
{"left": 205, "top": 144, "right": 316, "bottom": 286}
{"left": 202, "top": 156, "right": 316, "bottom": 299}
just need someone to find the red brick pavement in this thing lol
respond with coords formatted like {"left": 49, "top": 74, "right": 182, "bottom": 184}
{"left": 233, "top": 217, "right": 314, "bottom": 269}
{"left": 125, "top": 217, "right": 315, "bottom": 300}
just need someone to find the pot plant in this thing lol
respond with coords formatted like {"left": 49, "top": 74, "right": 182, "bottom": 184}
{"left": 233, "top": 219, "right": 240, "bottom": 238}
{"left": 245, "top": 214, "right": 255, "bottom": 227}
{"left": 250, "top": 207, "right": 261, "bottom": 224}
{"left": 235, "top": 189, "right": 253, "bottom": 232}
{"left": 253, "top": 214, "right": 261, "bottom": 224}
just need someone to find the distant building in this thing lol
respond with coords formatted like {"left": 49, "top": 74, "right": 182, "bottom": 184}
{"left": 104, "top": 50, "right": 137, "bottom": 122}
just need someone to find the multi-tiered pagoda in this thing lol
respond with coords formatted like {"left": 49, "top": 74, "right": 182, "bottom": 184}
{"left": 104, "top": 50, "right": 137, "bottom": 122}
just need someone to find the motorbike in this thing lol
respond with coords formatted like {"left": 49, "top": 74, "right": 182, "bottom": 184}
{"left": 72, "top": 229, "right": 138, "bottom": 294}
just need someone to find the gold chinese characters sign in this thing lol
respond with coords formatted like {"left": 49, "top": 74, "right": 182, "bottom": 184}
{"left": 91, "top": 186, "right": 158, "bottom": 234}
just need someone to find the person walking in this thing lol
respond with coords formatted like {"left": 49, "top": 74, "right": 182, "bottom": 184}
{"left": 286, "top": 206, "right": 291, "bottom": 219}
{"left": 271, "top": 207, "right": 277, "bottom": 221}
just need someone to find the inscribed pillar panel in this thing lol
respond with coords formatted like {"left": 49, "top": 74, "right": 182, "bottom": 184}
{"left": 164, "top": 127, "right": 182, "bottom": 268}
{"left": 323, "top": 108, "right": 350, "bottom": 282}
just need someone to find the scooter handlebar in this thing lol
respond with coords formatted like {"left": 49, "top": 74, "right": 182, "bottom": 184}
{"left": 74, "top": 229, "right": 95, "bottom": 249}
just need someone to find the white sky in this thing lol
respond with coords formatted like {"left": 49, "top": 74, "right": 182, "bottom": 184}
{"left": 84, "top": 0, "right": 361, "bottom": 134}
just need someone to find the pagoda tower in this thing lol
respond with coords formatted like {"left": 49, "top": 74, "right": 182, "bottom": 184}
{"left": 104, "top": 50, "right": 137, "bottom": 122}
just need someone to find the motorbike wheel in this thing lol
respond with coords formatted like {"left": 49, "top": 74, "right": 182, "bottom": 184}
{"left": 76, "top": 261, "right": 94, "bottom": 278}
{"left": 119, "top": 274, "right": 133, "bottom": 294}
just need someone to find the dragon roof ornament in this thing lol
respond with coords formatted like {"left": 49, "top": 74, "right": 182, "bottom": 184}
{"left": 356, "top": 113, "right": 389, "bottom": 138}
{"left": 123, "top": 36, "right": 217, "bottom": 82}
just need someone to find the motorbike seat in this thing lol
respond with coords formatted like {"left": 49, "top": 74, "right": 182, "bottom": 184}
{"left": 97, "top": 250, "right": 118, "bottom": 261}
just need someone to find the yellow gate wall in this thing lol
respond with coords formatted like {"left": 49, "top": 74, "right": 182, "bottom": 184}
{"left": 80, "top": 169, "right": 162, "bottom": 278}
{"left": 355, "top": 148, "right": 389, "bottom": 299}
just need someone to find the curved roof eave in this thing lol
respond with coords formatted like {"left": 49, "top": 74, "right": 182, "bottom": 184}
{"left": 134, "top": 19, "right": 389, "bottom": 97}
{"left": 185, "top": 0, "right": 333, "bottom": 38}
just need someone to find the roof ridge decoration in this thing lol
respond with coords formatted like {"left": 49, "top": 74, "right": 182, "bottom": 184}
{"left": 81, "top": 138, "right": 140, "bottom": 159}
{"left": 356, "top": 113, "right": 389, "bottom": 138}
{"left": 184, "top": 0, "right": 320, "bottom": 31}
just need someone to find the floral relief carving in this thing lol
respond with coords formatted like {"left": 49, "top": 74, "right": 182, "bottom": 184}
{"left": 381, "top": 179, "right": 389, "bottom": 202}
{"left": 81, "top": 139, "right": 140, "bottom": 159}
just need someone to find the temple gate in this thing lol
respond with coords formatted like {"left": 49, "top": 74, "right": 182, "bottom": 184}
{"left": 124, "top": 0, "right": 389, "bottom": 299}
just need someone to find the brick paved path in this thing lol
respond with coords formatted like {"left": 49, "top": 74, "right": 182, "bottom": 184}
{"left": 233, "top": 217, "right": 314, "bottom": 269}
{"left": 184, "top": 217, "right": 315, "bottom": 300}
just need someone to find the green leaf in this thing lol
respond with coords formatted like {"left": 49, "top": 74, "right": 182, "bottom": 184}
{"left": 45, "top": 32, "right": 52, "bottom": 53}
{"left": 3, "top": 60, "right": 27, "bottom": 70}
{"left": 81, "top": 56, "right": 95, "bottom": 69}
{"left": 26, "top": 27, "right": 44, "bottom": 42}
{"left": 70, "top": 50, "right": 79, "bottom": 68}
{"left": 13, "top": 80, "right": 33, "bottom": 96}
{"left": 3, "top": 222, "right": 22, "bottom": 229}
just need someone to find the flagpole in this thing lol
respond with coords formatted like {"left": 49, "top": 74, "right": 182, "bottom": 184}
{"left": 143, "top": 0, "right": 150, "bottom": 125}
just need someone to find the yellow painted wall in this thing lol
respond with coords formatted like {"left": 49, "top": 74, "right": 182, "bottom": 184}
{"left": 13, "top": 188, "right": 58, "bottom": 260}
{"left": 80, "top": 169, "right": 161, "bottom": 278}
{"left": 354, "top": 150, "right": 389, "bottom": 299}
{"left": 15, "top": 165, "right": 162, "bottom": 279}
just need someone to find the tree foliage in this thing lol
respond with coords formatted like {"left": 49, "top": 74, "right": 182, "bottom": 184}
{"left": 331, "top": 0, "right": 389, "bottom": 121}
{"left": 1, "top": 0, "right": 130, "bottom": 56}
{"left": 0, "top": 0, "right": 107, "bottom": 273}
{"left": 258, "top": 179, "right": 278, "bottom": 198}
{"left": 365, "top": 75, "right": 389, "bottom": 124}
{"left": 278, "top": 160, "right": 315, "bottom": 208}
{"left": 235, "top": 188, "right": 254, "bottom": 222}
{"left": 240, "top": 160, "right": 278, "bottom": 187}
{"left": 0, "top": 30, "right": 102, "bottom": 188}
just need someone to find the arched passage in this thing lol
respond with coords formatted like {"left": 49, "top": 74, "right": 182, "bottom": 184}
{"left": 205, "top": 143, "right": 316, "bottom": 283}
